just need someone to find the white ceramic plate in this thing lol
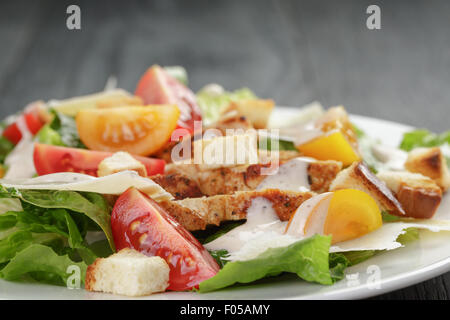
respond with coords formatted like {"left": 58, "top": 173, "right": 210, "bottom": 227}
{"left": 1, "top": 107, "right": 450, "bottom": 300}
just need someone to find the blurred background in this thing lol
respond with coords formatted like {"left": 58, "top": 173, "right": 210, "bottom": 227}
{"left": 0, "top": 0, "right": 450, "bottom": 299}
{"left": 1, "top": 0, "right": 449, "bottom": 131}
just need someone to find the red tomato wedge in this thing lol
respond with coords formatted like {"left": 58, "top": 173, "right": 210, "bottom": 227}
{"left": 135, "top": 65, "right": 202, "bottom": 135}
{"left": 111, "top": 188, "right": 219, "bottom": 291}
{"left": 33, "top": 144, "right": 165, "bottom": 177}
{"left": 3, "top": 112, "right": 44, "bottom": 144}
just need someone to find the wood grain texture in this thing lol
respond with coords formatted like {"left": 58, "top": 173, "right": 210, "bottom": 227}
{"left": 0, "top": 0, "right": 449, "bottom": 299}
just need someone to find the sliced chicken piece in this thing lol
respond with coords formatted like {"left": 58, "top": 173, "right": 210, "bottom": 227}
{"left": 165, "top": 159, "right": 342, "bottom": 196}
{"left": 150, "top": 173, "right": 204, "bottom": 200}
{"left": 159, "top": 189, "right": 315, "bottom": 231}
{"left": 207, "top": 114, "right": 254, "bottom": 134}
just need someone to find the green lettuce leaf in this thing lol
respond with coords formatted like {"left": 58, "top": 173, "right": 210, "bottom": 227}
{"left": 329, "top": 253, "right": 350, "bottom": 280}
{"left": 42, "top": 110, "right": 86, "bottom": 148}
{"left": 399, "top": 129, "right": 447, "bottom": 151}
{"left": 197, "top": 87, "right": 257, "bottom": 125}
{"left": 0, "top": 188, "right": 113, "bottom": 286}
{"left": 5, "top": 189, "right": 114, "bottom": 251}
{"left": 0, "top": 136, "right": 14, "bottom": 164}
{"left": 258, "top": 137, "right": 297, "bottom": 151}
{"left": 381, "top": 211, "right": 401, "bottom": 222}
{"left": 37, "top": 124, "right": 64, "bottom": 146}
{"left": 341, "top": 250, "right": 376, "bottom": 266}
{"left": 338, "top": 227, "right": 420, "bottom": 267}
{"left": 194, "top": 221, "right": 245, "bottom": 245}
{"left": 198, "top": 235, "right": 340, "bottom": 293}
{"left": 164, "top": 66, "right": 188, "bottom": 85}
{"left": 0, "top": 244, "right": 87, "bottom": 286}
{"left": 208, "top": 249, "right": 230, "bottom": 268}
{"left": 399, "top": 129, "right": 450, "bottom": 166}
{"left": 397, "top": 227, "right": 419, "bottom": 245}
{"left": 0, "top": 198, "right": 22, "bottom": 215}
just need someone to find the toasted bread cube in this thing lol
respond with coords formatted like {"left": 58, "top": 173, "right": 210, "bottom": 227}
{"left": 85, "top": 248, "right": 170, "bottom": 297}
{"left": 330, "top": 161, "right": 405, "bottom": 216}
{"left": 377, "top": 171, "right": 442, "bottom": 219}
{"left": 193, "top": 132, "right": 259, "bottom": 169}
{"left": 97, "top": 152, "right": 147, "bottom": 177}
{"left": 224, "top": 99, "right": 274, "bottom": 129}
{"left": 405, "top": 147, "right": 450, "bottom": 191}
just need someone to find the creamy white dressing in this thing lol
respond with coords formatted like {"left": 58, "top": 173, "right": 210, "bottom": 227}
{"left": 205, "top": 197, "right": 292, "bottom": 256}
{"left": 284, "top": 124, "right": 324, "bottom": 147}
{"left": 199, "top": 83, "right": 225, "bottom": 96}
{"left": 267, "top": 101, "right": 324, "bottom": 129}
{"left": 440, "top": 143, "right": 450, "bottom": 159}
{"left": 0, "top": 171, "right": 173, "bottom": 201}
{"left": 256, "top": 157, "right": 314, "bottom": 192}
{"left": 371, "top": 143, "right": 408, "bottom": 171}
{"left": 4, "top": 115, "right": 37, "bottom": 179}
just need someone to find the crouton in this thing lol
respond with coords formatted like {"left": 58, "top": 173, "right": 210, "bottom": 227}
{"left": 377, "top": 171, "right": 442, "bottom": 219}
{"left": 193, "top": 132, "right": 259, "bottom": 169}
{"left": 85, "top": 248, "right": 169, "bottom": 297}
{"left": 223, "top": 99, "right": 275, "bottom": 129}
{"left": 330, "top": 161, "right": 405, "bottom": 216}
{"left": 404, "top": 147, "right": 450, "bottom": 191}
{"left": 97, "top": 152, "right": 147, "bottom": 177}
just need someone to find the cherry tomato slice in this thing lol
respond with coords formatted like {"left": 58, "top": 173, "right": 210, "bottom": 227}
{"left": 33, "top": 143, "right": 165, "bottom": 177}
{"left": 3, "top": 112, "right": 44, "bottom": 144}
{"left": 135, "top": 65, "right": 202, "bottom": 135}
{"left": 111, "top": 187, "right": 219, "bottom": 291}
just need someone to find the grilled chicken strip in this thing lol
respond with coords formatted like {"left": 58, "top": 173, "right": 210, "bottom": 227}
{"left": 150, "top": 173, "right": 204, "bottom": 200}
{"left": 164, "top": 159, "right": 342, "bottom": 196}
{"left": 158, "top": 189, "right": 315, "bottom": 231}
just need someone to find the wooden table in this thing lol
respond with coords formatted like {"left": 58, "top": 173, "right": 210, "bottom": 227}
{"left": 0, "top": 0, "right": 449, "bottom": 299}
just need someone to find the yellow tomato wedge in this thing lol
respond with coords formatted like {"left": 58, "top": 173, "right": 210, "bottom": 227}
{"left": 296, "top": 131, "right": 360, "bottom": 166}
{"left": 76, "top": 105, "right": 180, "bottom": 156}
{"left": 324, "top": 189, "right": 382, "bottom": 244}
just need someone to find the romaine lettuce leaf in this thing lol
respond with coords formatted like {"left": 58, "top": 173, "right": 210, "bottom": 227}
{"left": 341, "top": 250, "right": 376, "bottom": 266}
{"left": 208, "top": 249, "right": 230, "bottom": 269}
{"left": 381, "top": 211, "right": 401, "bottom": 222}
{"left": 399, "top": 129, "right": 450, "bottom": 166}
{"left": 164, "top": 66, "right": 188, "bottom": 86}
{"left": 37, "top": 124, "right": 64, "bottom": 146}
{"left": 38, "top": 110, "right": 86, "bottom": 148}
{"left": 0, "top": 244, "right": 88, "bottom": 286}
{"left": 198, "top": 235, "right": 343, "bottom": 293}
{"left": 0, "top": 136, "right": 14, "bottom": 164}
{"left": 328, "top": 252, "right": 349, "bottom": 280}
{"left": 194, "top": 221, "right": 245, "bottom": 245}
{"left": 399, "top": 129, "right": 450, "bottom": 151}
{"left": 1, "top": 188, "right": 114, "bottom": 251}
{"left": 339, "top": 227, "right": 419, "bottom": 267}
{"left": 0, "top": 187, "right": 114, "bottom": 286}
{"left": 258, "top": 137, "right": 297, "bottom": 151}
{"left": 396, "top": 227, "right": 419, "bottom": 245}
